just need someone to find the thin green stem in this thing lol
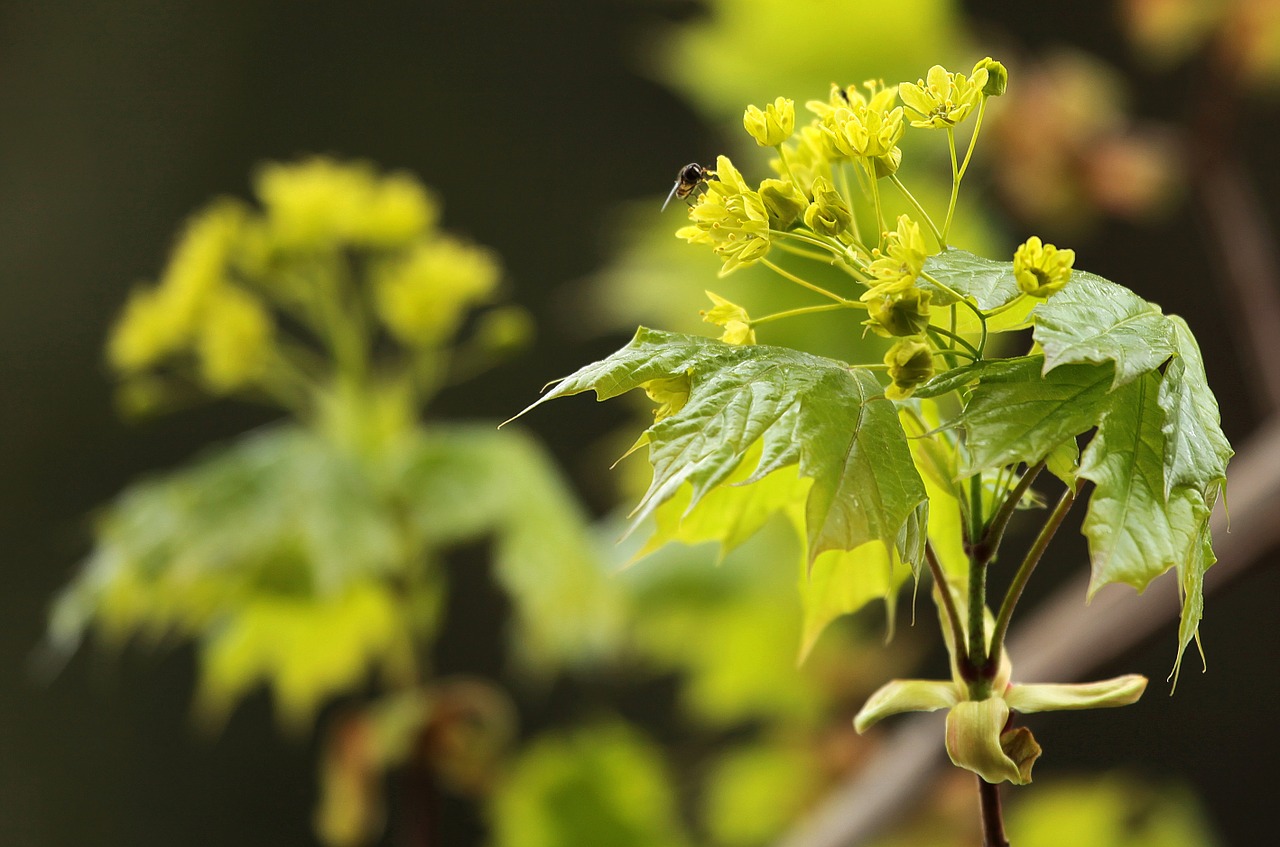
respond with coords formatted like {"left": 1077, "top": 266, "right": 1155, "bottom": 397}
{"left": 943, "top": 101, "right": 988, "bottom": 245}
{"left": 887, "top": 173, "right": 944, "bottom": 249}
{"left": 771, "top": 229, "right": 845, "bottom": 257}
{"left": 776, "top": 144, "right": 804, "bottom": 193}
{"left": 917, "top": 269, "right": 966, "bottom": 303}
{"left": 774, "top": 229, "right": 873, "bottom": 280}
{"left": 865, "top": 160, "right": 886, "bottom": 247}
{"left": 926, "top": 325, "right": 980, "bottom": 360}
{"left": 773, "top": 241, "right": 835, "bottom": 263}
{"left": 984, "top": 294, "right": 1029, "bottom": 320}
{"left": 943, "top": 126, "right": 960, "bottom": 243}
{"left": 837, "top": 163, "right": 863, "bottom": 244}
{"left": 751, "top": 302, "right": 853, "bottom": 326}
{"left": 989, "top": 483, "right": 1078, "bottom": 668}
{"left": 920, "top": 270, "right": 989, "bottom": 358}
{"left": 958, "top": 98, "right": 988, "bottom": 182}
{"left": 927, "top": 542, "right": 969, "bottom": 665}
{"left": 979, "top": 460, "right": 1047, "bottom": 560}
{"left": 761, "top": 258, "right": 853, "bottom": 304}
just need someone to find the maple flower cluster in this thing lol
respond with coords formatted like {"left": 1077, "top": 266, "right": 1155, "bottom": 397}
{"left": 108, "top": 158, "right": 525, "bottom": 421}
{"left": 677, "top": 58, "right": 1079, "bottom": 400}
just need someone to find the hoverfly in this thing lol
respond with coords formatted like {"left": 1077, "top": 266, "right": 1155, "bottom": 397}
{"left": 661, "top": 162, "right": 713, "bottom": 211}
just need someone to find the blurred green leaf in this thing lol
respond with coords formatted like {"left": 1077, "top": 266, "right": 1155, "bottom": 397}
{"left": 490, "top": 723, "right": 690, "bottom": 847}
{"left": 703, "top": 742, "right": 818, "bottom": 847}
{"left": 1005, "top": 774, "right": 1221, "bottom": 847}
{"left": 52, "top": 421, "right": 618, "bottom": 726}
{"left": 197, "top": 581, "right": 415, "bottom": 732}
{"left": 799, "top": 540, "right": 904, "bottom": 662}
{"left": 621, "top": 519, "right": 829, "bottom": 725}
{"left": 399, "top": 424, "right": 626, "bottom": 669}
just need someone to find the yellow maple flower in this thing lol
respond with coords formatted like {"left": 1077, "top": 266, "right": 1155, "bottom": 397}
{"left": 700, "top": 291, "right": 756, "bottom": 345}
{"left": 1013, "top": 235, "right": 1075, "bottom": 298}
{"left": 676, "top": 155, "right": 771, "bottom": 275}
{"left": 743, "top": 96, "right": 796, "bottom": 147}
{"left": 863, "top": 215, "right": 929, "bottom": 301}
{"left": 374, "top": 236, "right": 501, "bottom": 346}
{"left": 899, "top": 64, "right": 989, "bottom": 129}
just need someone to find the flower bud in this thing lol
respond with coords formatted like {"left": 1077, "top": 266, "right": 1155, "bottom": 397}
{"left": 743, "top": 97, "right": 796, "bottom": 147}
{"left": 758, "top": 178, "right": 807, "bottom": 229}
{"left": 974, "top": 57, "right": 1008, "bottom": 97}
{"left": 884, "top": 336, "right": 934, "bottom": 400}
{"left": 803, "top": 177, "right": 852, "bottom": 237}
{"left": 871, "top": 148, "right": 902, "bottom": 178}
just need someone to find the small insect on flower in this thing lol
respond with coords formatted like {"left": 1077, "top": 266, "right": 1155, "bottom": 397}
{"left": 661, "top": 162, "right": 713, "bottom": 210}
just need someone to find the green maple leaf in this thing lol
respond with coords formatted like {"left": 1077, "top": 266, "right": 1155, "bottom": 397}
{"left": 1157, "top": 316, "right": 1232, "bottom": 499}
{"left": 1077, "top": 374, "right": 1214, "bottom": 675}
{"left": 1032, "top": 274, "right": 1176, "bottom": 388}
{"left": 516, "top": 328, "right": 926, "bottom": 562}
{"left": 920, "top": 248, "right": 1025, "bottom": 311}
{"left": 958, "top": 356, "right": 1117, "bottom": 474}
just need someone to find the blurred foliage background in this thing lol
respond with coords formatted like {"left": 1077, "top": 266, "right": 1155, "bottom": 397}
{"left": 2, "top": 1, "right": 1278, "bottom": 846}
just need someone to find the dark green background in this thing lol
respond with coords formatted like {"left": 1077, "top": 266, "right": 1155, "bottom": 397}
{"left": 0, "top": 2, "right": 1275, "bottom": 845}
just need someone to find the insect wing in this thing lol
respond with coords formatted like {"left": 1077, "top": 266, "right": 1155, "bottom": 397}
{"left": 661, "top": 178, "right": 684, "bottom": 211}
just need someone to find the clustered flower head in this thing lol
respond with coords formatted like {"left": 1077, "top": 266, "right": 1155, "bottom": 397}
{"left": 863, "top": 215, "right": 929, "bottom": 301}
{"left": 676, "top": 155, "right": 773, "bottom": 276}
{"left": 673, "top": 58, "right": 1055, "bottom": 404}
{"left": 108, "top": 158, "right": 520, "bottom": 418}
{"left": 811, "top": 80, "right": 906, "bottom": 175}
